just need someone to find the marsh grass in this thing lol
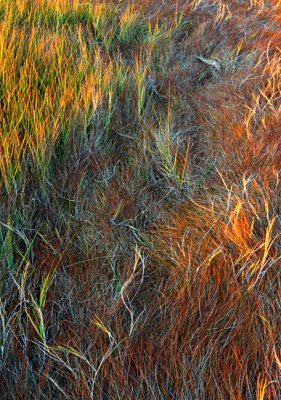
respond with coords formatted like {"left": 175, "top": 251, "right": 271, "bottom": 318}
{"left": 0, "top": 1, "right": 280, "bottom": 399}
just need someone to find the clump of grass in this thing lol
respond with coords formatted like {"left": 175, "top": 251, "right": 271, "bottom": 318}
{"left": 148, "top": 108, "right": 192, "bottom": 191}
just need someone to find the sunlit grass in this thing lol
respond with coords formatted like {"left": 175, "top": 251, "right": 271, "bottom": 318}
{"left": 0, "top": 0, "right": 176, "bottom": 191}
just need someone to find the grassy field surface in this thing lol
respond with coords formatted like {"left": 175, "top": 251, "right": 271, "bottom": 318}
{"left": 0, "top": 0, "right": 280, "bottom": 399}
